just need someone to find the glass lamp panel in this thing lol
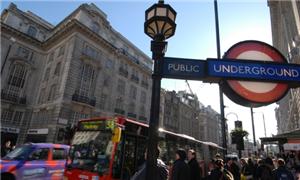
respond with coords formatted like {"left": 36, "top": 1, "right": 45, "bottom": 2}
{"left": 157, "top": 7, "right": 167, "bottom": 17}
{"left": 156, "top": 20, "right": 165, "bottom": 34}
{"left": 163, "top": 23, "right": 172, "bottom": 34}
{"left": 149, "top": 21, "right": 158, "bottom": 34}
{"left": 168, "top": 11, "right": 176, "bottom": 21}
{"left": 147, "top": 9, "right": 155, "bottom": 20}
{"left": 164, "top": 28, "right": 173, "bottom": 38}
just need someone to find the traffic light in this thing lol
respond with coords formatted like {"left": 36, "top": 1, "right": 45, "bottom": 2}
{"left": 236, "top": 136, "right": 244, "bottom": 150}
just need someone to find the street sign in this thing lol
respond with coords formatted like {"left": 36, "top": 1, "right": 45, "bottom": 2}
{"left": 161, "top": 40, "right": 300, "bottom": 107}
{"left": 163, "top": 57, "right": 206, "bottom": 80}
{"left": 207, "top": 58, "right": 300, "bottom": 83}
{"left": 221, "top": 40, "right": 290, "bottom": 107}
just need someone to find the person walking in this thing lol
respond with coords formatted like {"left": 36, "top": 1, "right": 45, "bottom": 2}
{"left": 208, "top": 159, "right": 234, "bottom": 180}
{"left": 226, "top": 157, "right": 240, "bottom": 180}
{"left": 1, "top": 140, "right": 12, "bottom": 157}
{"left": 131, "top": 147, "right": 168, "bottom": 180}
{"left": 187, "top": 149, "right": 201, "bottom": 180}
{"left": 171, "top": 149, "right": 190, "bottom": 180}
{"left": 272, "top": 158, "right": 294, "bottom": 180}
{"left": 241, "top": 158, "right": 253, "bottom": 180}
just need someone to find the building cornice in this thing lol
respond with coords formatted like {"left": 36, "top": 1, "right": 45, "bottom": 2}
{"left": 1, "top": 22, "right": 43, "bottom": 47}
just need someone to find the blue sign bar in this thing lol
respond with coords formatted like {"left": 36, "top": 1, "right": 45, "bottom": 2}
{"left": 163, "top": 57, "right": 206, "bottom": 80}
{"left": 207, "top": 58, "right": 300, "bottom": 83}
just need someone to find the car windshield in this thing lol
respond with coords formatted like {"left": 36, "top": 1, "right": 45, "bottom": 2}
{"left": 2, "top": 145, "right": 33, "bottom": 160}
{"left": 69, "top": 130, "right": 113, "bottom": 175}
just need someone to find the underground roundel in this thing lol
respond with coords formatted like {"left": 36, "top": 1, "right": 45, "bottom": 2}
{"left": 221, "top": 40, "right": 289, "bottom": 107}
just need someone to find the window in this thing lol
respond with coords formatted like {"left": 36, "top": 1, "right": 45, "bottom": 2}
{"left": 129, "top": 85, "right": 137, "bottom": 100}
{"left": 117, "top": 79, "right": 125, "bottom": 95}
{"left": 58, "top": 46, "right": 65, "bottom": 57}
{"left": 115, "top": 97, "right": 124, "bottom": 110}
{"left": 105, "top": 59, "right": 114, "bottom": 69}
{"left": 77, "top": 63, "right": 95, "bottom": 97}
{"left": 70, "top": 112, "right": 88, "bottom": 125}
{"left": 84, "top": 45, "right": 98, "bottom": 59}
{"left": 128, "top": 102, "right": 135, "bottom": 113}
{"left": 29, "top": 148, "right": 49, "bottom": 160}
{"left": 54, "top": 62, "right": 61, "bottom": 76}
{"left": 7, "top": 64, "right": 27, "bottom": 97}
{"left": 1, "top": 109, "right": 13, "bottom": 124}
{"left": 48, "top": 84, "right": 57, "bottom": 101}
{"left": 91, "top": 22, "right": 100, "bottom": 33}
{"left": 140, "top": 91, "right": 146, "bottom": 104}
{"left": 12, "top": 111, "right": 23, "bottom": 125}
{"left": 48, "top": 52, "right": 54, "bottom": 63}
{"left": 140, "top": 106, "right": 145, "bottom": 117}
{"left": 33, "top": 110, "right": 51, "bottom": 126}
{"left": 38, "top": 88, "right": 46, "bottom": 104}
{"left": 27, "top": 26, "right": 37, "bottom": 37}
{"left": 103, "top": 75, "right": 110, "bottom": 87}
{"left": 17, "top": 46, "right": 31, "bottom": 60}
{"left": 44, "top": 68, "right": 50, "bottom": 81}
{"left": 99, "top": 94, "right": 107, "bottom": 110}
{"left": 53, "top": 148, "right": 66, "bottom": 160}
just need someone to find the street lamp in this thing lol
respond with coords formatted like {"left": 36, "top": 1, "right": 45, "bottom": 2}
{"left": 144, "top": 1, "right": 176, "bottom": 180}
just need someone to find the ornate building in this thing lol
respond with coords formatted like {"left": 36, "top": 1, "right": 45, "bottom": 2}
{"left": 1, "top": 3, "right": 152, "bottom": 145}
{"left": 268, "top": 0, "right": 300, "bottom": 134}
{"left": 159, "top": 89, "right": 223, "bottom": 146}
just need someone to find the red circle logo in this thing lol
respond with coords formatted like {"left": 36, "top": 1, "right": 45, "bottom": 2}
{"left": 222, "top": 41, "right": 289, "bottom": 107}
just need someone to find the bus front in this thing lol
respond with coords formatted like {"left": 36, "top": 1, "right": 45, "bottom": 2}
{"left": 64, "top": 118, "right": 121, "bottom": 180}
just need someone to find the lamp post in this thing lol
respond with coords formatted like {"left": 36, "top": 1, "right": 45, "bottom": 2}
{"left": 144, "top": 1, "right": 176, "bottom": 179}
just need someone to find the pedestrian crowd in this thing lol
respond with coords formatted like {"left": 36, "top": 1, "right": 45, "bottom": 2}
{"left": 131, "top": 148, "right": 300, "bottom": 180}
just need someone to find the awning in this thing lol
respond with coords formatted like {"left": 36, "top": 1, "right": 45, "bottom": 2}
{"left": 260, "top": 129, "right": 300, "bottom": 144}
{"left": 284, "top": 143, "right": 300, "bottom": 151}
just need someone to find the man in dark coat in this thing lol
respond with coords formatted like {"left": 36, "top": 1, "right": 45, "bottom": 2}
{"left": 208, "top": 159, "right": 234, "bottom": 180}
{"left": 187, "top": 149, "right": 201, "bottom": 180}
{"left": 171, "top": 149, "right": 190, "bottom": 180}
{"left": 225, "top": 157, "right": 240, "bottom": 180}
{"left": 131, "top": 147, "right": 168, "bottom": 180}
{"left": 272, "top": 158, "right": 294, "bottom": 180}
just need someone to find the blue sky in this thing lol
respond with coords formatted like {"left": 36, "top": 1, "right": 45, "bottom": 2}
{"left": 1, "top": 0, "right": 276, "bottom": 144}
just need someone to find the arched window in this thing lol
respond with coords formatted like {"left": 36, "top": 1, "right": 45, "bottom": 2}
{"left": 6, "top": 63, "right": 28, "bottom": 98}
{"left": 91, "top": 22, "right": 100, "bottom": 33}
{"left": 27, "top": 26, "right": 37, "bottom": 37}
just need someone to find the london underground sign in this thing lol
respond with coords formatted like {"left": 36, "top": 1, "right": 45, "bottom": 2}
{"left": 162, "top": 40, "right": 300, "bottom": 107}
{"left": 220, "top": 40, "right": 290, "bottom": 107}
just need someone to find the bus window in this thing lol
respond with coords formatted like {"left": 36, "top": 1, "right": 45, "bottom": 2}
{"left": 69, "top": 131, "right": 112, "bottom": 175}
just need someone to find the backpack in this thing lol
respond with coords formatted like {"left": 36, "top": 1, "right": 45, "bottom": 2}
{"left": 275, "top": 168, "right": 293, "bottom": 180}
{"left": 261, "top": 166, "right": 272, "bottom": 180}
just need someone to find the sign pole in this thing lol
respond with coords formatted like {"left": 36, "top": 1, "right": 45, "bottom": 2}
{"left": 250, "top": 107, "right": 257, "bottom": 149}
{"left": 214, "top": 0, "right": 227, "bottom": 156}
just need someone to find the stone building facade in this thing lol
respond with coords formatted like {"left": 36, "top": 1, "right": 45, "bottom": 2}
{"left": 268, "top": 0, "right": 300, "bottom": 134}
{"left": 159, "top": 90, "right": 223, "bottom": 146}
{"left": 1, "top": 3, "right": 152, "bottom": 145}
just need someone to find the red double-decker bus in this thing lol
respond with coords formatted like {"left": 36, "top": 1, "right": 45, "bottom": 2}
{"left": 63, "top": 117, "right": 223, "bottom": 180}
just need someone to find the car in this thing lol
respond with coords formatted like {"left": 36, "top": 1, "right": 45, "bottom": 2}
{"left": 1, "top": 143, "right": 69, "bottom": 180}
